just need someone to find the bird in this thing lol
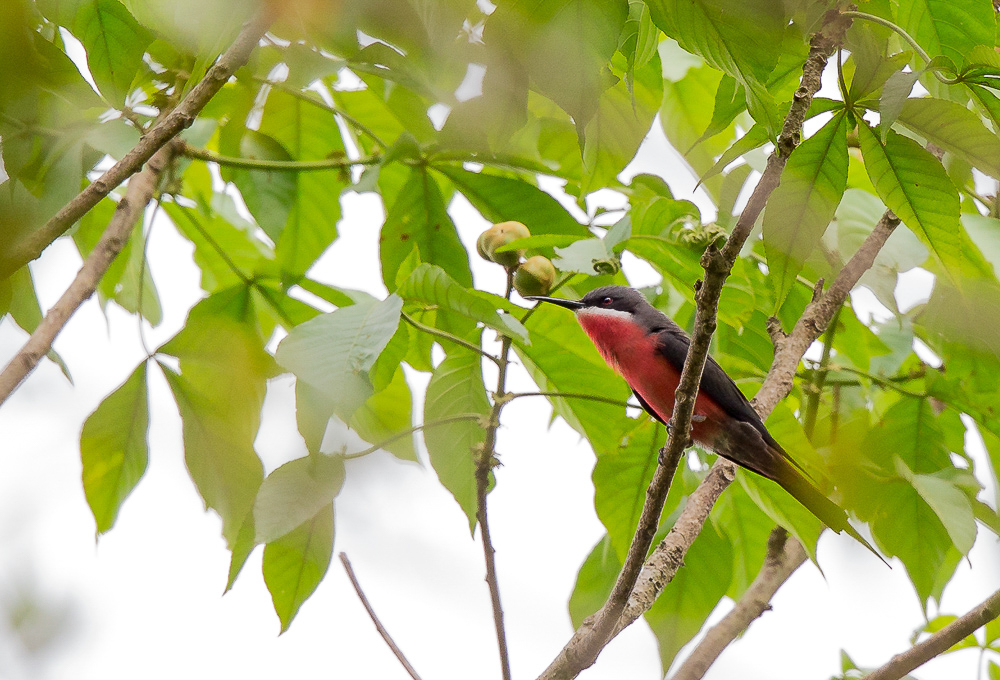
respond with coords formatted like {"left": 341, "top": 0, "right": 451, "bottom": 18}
{"left": 525, "top": 284, "right": 882, "bottom": 560}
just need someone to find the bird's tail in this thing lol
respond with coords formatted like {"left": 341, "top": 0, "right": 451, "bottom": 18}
{"left": 771, "top": 449, "right": 886, "bottom": 565}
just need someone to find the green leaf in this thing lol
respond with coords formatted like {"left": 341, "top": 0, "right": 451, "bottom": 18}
{"left": 262, "top": 503, "right": 334, "bottom": 633}
{"left": 159, "top": 288, "right": 273, "bottom": 546}
{"left": 661, "top": 64, "right": 729, "bottom": 199}
{"left": 81, "top": 362, "right": 149, "bottom": 534}
{"left": 879, "top": 70, "right": 921, "bottom": 139}
{"left": 254, "top": 455, "right": 345, "bottom": 544}
{"left": 494, "top": 235, "right": 586, "bottom": 254}
{"left": 163, "top": 197, "right": 274, "bottom": 294}
{"left": 620, "top": 0, "right": 659, "bottom": 84}
{"left": 499, "top": 0, "right": 628, "bottom": 128}
{"left": 857, "top": 124, "right": 969, "bottom": 285}
{"left": 870, "top": 479, "right": 955, "bottom": 606}
{"left": 568, "top": 535, "right": 619, "bottom": 628}
{"left": 581, "top": 53, "right": 663, "bottom": 195}
{"left": 739, "top": 472, "right": 823, "bottom": 564}
{"left": 989, "top": 660, "right": 1000, "bottom": 680}
{"left": 865, "top": 398, "right": 953, "bottom": 475}
{"left": 397, "top": 263, "right": 529, "bottom": 344}
{"left": 644, "top": 520, "right": 733, "bottom": 674}
{"left": 910, "top": 471, "right": 977, "bottom": 554}
{"left": 276, "top": 295, "right": 404, "bottom": 423}
{"left": 436, "top": 166, "right": 588, "bottom": 238}
{"left": 350, "top": 366, "right": 417, "bottom": 461}
{"left": 763, "top": 111, "right": 848, "bottom": 309}
{"left": 380, "top": 167, "right": 471, "bottom": 291}
{"left": 912, "top": 615, "right": 980, "bottom": 650}
{"left": 230, "top": 130, "right": 298, "bottom": 244}
{"left": 896, "top": 97, "right": 1000, "bottom": 180}
{"left": 423, "top": 349, "right": 491, "bottom": 528}
{"left": 713, "top": 480, "right": 774, "bottom": 599}
{"left": 72, "top": 0, "right": 152, "bottom": 105}
{"left": 258, "top": 90, "right": 346, "bottom": 279}
{"left": 225, "top": 511, "right": 257, "bottom": 592}
{"left": 896, "top": 0, "right": 996, "bottom": 68}
{"left": 593, "top": 419, "right": 677, "bottom": 559}
{"left": 647, "top": 0, "right": 785, "bottom": 135}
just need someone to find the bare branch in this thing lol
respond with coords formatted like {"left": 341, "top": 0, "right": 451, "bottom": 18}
{"left": 535, "top": 12, "right": 854, "bottom": 680}
{"left": 0, "top": 11, "right": 274, "bottom": 281}
{"left": 0, "top": 141, "right": 177, "bottom": 405}
{"left": 669, "top": 528, "right": 807, "bottom": 680}
{"left": 863, "top": 587, "right": 1000, "bottom": 680}
{"left": 339, "top": 553, "right": 423, "bottom": 680}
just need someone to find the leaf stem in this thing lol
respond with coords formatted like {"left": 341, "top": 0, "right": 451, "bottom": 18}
{"left": 340, "top": 414, "right": 485, "bottom": 460}
{"left": 802, "top": 304, "right": 841, "bottom": 438}
{"left": 840, "top": 10, "right": 960, "bottom": 84}
{"left": 180, "top": 142, "right": 382, "bottom": 171}
{"left": 401, "top": 312, "right": 501, "bottom": 365}
{"left": 507, "top": 391, "right": 633, "bottom": 409}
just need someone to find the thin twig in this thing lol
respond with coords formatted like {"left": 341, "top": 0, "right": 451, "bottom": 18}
{"left": 535, "top": 12, "right": 855, "bottom": 680}
{"left": 669, "top": 528, "right": 807, "bottom": 680}
{"left": 478, "top": 268, "right": 516, "bottom": 680}
{"left": 0, "top": 142, "right": 177, "bottom": 405}
{"left": 340, "top": 414, "right": 485, "bottom": 460}
{"left": 180, "top": 141, "right": 382, "bottom": 171}
{"left": 507, "top": 391, "right": 633, "bottom": 408}
{"left": 0, "top": 11, "right": 274, "bottom": 280}
{"left": 863, "top": 587, "right": 1000, "bottom": 680}
{"left": 401, "top": 312, "right": 501, "bottom": 366}
{"left": 339, "top": 553, "right": 423, "bottom": 680}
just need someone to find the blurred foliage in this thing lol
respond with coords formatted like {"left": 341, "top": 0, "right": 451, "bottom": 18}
{"left": 2, "top": 0, "right": 1000, "bottom": 672}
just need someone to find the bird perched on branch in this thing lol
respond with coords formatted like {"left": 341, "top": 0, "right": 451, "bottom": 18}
{"left": 526, "top": 285, "right": 882, "bottom": 560}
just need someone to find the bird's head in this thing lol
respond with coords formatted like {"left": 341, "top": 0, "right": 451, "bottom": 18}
{"left": 524, "top": 285, "right": 649, "bottom": 317}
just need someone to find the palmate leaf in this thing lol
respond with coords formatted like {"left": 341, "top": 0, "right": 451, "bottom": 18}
{"left": 857, "top": 124, "right": 980, "bottom": 285}
{"left": 379, "top": 167, "right": 471, "bottom": 291}
{"left": 258, "top": 89, "right": 346, "bottom": 279}
{"left": 647, "top": 0, "right": 785, "bottom": 135}
{"left": 397, "top": 263, "right": 529, "bottom": 344}
{"left": 580, "top": 53, "right": 663, "bottom": 195}
{"left": 896, "top": 97, "right": 1000, "bottom": 181}
{"left": 262, "top": 503, "right": 334, "bottom": 633}
{"left": 568, "top": 535, "right": 619, "bottom": 628}
{"left": 350, "top": 362, "right": 417, "bottom": 462}
{"left": 230, "top": 130, "right": 298, "bottom": 244}
{"left": 896, "top": 0, "right": 996, "bottom": 68}
{"left": 763, "top": 110, "right": 849, "bottom": 309}
{"left": 253, "top": 454, "right": 345, "bottom": 544}
{"left": 81, "top": 362, "right": 149, "bottom": 534}
{"left": 276, "top": 294, "right": 404, "bottom": 424}
{"left": 423, "top": 348, "right": 491, "bottom": 529}
{"left": 159, "top": 287, "right": 276, "bottom": 547}
{"left": 50, "top": 0, "right": 153, "bottom": 105}
{"left": 435, "top": 166, "right": 589, "bottom": 238}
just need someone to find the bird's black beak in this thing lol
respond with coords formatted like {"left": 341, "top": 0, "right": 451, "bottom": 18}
{"left": 523, "top": 296, "right": 584, "bottom": 310}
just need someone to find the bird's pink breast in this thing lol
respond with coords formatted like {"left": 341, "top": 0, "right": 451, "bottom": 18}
{"left": 577, "top": 309, "right": 726, "bottom": 443}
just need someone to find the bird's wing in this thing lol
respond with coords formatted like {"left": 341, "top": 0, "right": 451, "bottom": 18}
{"left": 632, "top": 388, "right": 666, "bottom": 424}
{"left": 652, "top": 326, "right": 776, "bottom": 445}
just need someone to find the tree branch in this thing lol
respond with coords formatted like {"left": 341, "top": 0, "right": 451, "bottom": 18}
{"left": 339, "top": 553, "right": 423, "bottom": 680}
{"left": 535, "top": 12, "right": 857, "bottom": 680}
{"left": 0, "top": 11, "right": 274, "bottom": 281}
{"left": 478, "top": 269, "right": 518, "bottom": 680}
{"left": 0, "top": 142, "right": 177, "bottom": 405}
{"left": 669, "top": 528, "right": 807, "bottom": 680}
{"left": 863, "top": 587, "right": 1000, "bottom": 680}
{"left": 611, "top": 210, "right": 899, "bottom": 645}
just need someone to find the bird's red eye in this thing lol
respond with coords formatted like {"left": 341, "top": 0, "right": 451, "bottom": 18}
{"left": 601, "top": 297, "right": 612, "bottom": 305}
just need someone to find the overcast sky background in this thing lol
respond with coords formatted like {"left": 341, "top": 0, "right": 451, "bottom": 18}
{"left": 0, "top": 30, "right": 998, "bottom": 680}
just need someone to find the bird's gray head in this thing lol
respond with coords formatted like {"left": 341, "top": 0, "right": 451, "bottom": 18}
{"left": 524, "top": 285, "right": 652, "bottom": 315}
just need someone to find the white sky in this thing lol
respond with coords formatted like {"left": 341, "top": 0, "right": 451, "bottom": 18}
{"left": 1, "top": 39, "right": 999, "bottom": 680}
